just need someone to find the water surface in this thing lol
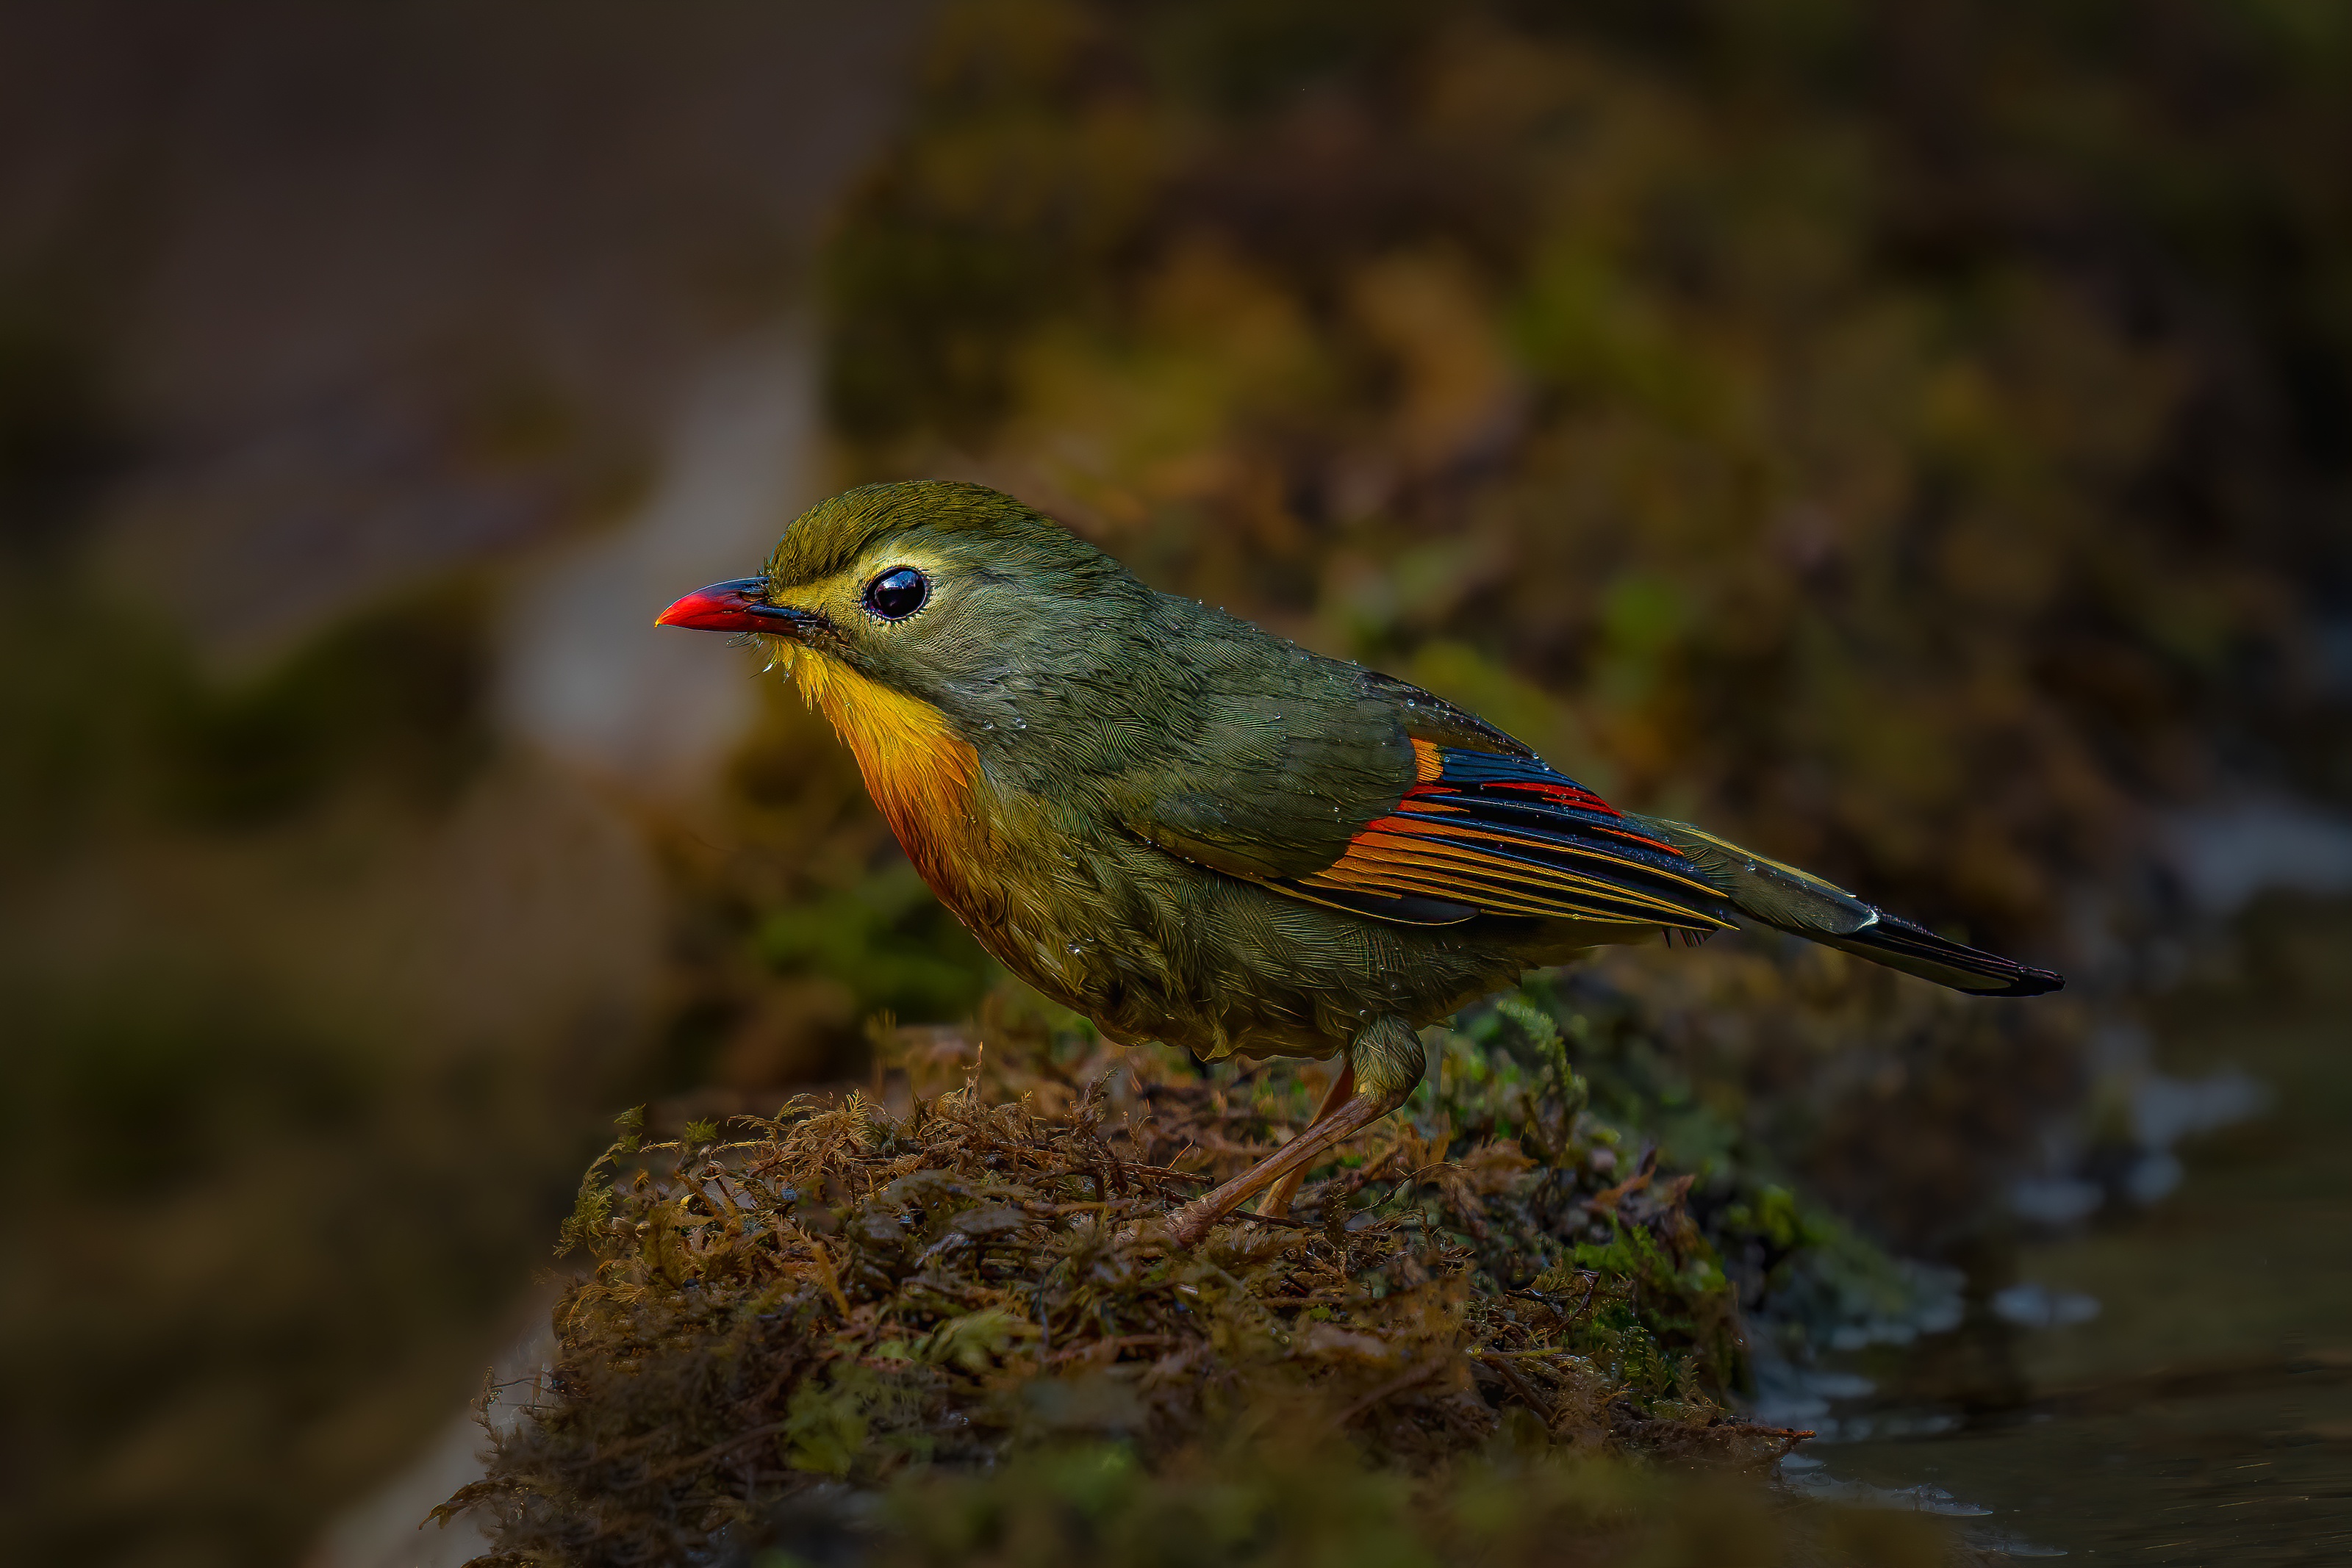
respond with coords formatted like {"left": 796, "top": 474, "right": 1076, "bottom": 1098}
{"left": 1810, "top": 903, "right": 2352, "bottom": 1561}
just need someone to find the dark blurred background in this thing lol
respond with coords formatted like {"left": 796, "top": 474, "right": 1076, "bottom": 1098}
{"left": 4, "top": 2, "right": 2349, "bottom": 1564}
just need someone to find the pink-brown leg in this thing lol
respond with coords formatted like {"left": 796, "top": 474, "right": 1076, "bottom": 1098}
{"left": 1255, "top": 1059, "right": 1355, "bottom": 1218}
{"left": 1169, "top": 1016, "right": 1423, "bottom": 1248}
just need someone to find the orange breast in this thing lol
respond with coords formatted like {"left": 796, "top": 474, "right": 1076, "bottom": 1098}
{"left": 785, "top": 649, "right": 986, "bottom": 891}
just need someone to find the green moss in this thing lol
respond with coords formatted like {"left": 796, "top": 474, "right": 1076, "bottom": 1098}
{"left": 442, "top": 988, "right": 1985, "bottom": 1562}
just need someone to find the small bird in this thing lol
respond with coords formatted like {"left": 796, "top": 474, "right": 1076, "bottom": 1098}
{"left": 659, "top": 481, "right": 2060, "bottom": 1245}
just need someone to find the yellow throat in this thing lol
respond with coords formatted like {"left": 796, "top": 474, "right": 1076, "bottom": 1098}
{"left": 775, "top": 644, "right": 982, "bottom": 881}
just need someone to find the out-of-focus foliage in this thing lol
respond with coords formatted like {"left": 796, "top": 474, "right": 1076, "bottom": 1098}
{"left": 1, "top": 8, "right": 893, "bottom": 1557}
{"left": 1549, "top": 939, "right": 2082, "bottom": 1250}
{"left": 855, "top": 1436, "right": 1957, "bottom": 1568}
{"left": 0, "top": 392, "right": 653, "bottom": 1564}
{"left": 3, "top": 578, "right": 493, "bottom": 846}
{"left": 444, "top": 1000, "right": 2004, "bottom": 1565}
{"left": 0, "top": 564, "right": 644, "bottom": 1568}
{"left": 814, "top": 0, "right": 2352, "bottom": 966}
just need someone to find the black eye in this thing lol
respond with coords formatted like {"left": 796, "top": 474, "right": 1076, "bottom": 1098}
{"left": 863, "top": 566, "right": 928, "bottom": 621}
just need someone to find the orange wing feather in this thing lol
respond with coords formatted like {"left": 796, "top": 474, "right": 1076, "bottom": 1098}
{"left": 1279, "top": 741, "right": 1738, "bottom": 930}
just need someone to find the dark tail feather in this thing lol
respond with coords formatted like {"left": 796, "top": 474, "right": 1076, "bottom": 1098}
{"left": 1816, "top": 910, "right": 2063, "bottom": 997}
{"left": 1631, "top": 813, "right": 2064, "bottom": 998}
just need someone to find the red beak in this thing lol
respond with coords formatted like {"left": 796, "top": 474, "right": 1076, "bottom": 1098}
{"left": 654, "top": 577, "right": 820, "bottom": 636}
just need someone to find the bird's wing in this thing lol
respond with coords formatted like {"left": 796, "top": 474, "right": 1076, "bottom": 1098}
{"left": 1114, "top": 658, "right": 2060, "bottom": 994}
{"left": 1268, "top": 739, "right": 1740, "bottom": 929}
{"left": 1116, "top": 668, "right": 1737, "bottom": 932}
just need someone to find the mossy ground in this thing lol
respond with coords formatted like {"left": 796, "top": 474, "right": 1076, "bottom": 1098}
{"left": 441, "top": 971, "right": 1992, "bottom": 1567}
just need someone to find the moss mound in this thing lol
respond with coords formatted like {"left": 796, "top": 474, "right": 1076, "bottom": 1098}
{"left": 435, "top": 988, "right": 2012, "bottom": 1565}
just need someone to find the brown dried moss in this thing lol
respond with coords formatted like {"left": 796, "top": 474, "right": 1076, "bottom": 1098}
{"left": 438, "top": 1007, "right": 1840, "bottom": 1567}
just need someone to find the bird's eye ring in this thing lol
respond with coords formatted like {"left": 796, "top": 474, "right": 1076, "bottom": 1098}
{"left": 863, "top": 566, "right": 928, "bottom": 621}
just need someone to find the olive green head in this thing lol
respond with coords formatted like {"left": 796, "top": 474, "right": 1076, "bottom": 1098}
{"left": 658, "top": 481, "right": 1151, "bottom": 729}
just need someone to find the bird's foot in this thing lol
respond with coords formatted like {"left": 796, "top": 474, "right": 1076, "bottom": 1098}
{"left": 1168, "top": 1090, "right": 1390, "bottom": 1247}
{"left": 1252, "top": 1060, "right": 1355, "bottom": 1221}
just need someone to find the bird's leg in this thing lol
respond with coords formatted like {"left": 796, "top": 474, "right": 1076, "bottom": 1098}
{"left": 1255, "top": 1059, "right": 1355, "bottom": 1218}
{"left": 1170, "top": 1017, "right": 1421, "bottom": 1248}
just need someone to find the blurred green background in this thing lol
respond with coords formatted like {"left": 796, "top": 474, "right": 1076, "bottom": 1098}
{"left": 4, "top": 1, "right": 2349, "bottom": 1564}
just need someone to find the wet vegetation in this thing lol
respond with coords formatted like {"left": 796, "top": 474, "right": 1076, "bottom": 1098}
{"left": 445, "top": 976, "right": 1987, "bottom": 1564}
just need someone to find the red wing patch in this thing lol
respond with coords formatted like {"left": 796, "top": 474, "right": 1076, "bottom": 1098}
{"left": 1278, "top": 741, "right": 1737, "bottom": 929}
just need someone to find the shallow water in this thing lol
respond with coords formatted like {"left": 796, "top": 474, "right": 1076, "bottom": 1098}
{"left": 1799, "top": 903, "right": 2352, "bottom": 1561}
